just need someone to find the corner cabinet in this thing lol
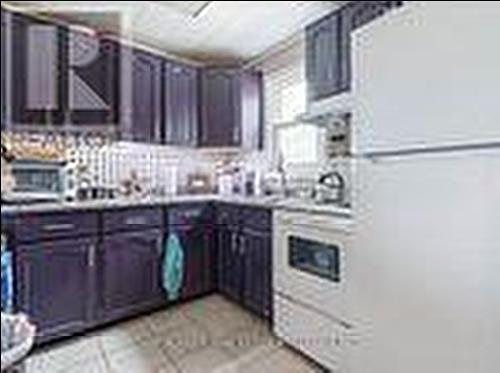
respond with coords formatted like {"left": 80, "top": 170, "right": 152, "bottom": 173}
{"left": 200, "top": 68, "right": 263, "bottom": 149}
{"left": 200, "top": 68, "right": 241, "bottom": 147}
{"left": 216, "top": 205, "right": 273, "bottom": 321}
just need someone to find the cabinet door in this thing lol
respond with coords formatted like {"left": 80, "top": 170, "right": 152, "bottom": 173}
{"left": 11, "top": 13, "right": 66, "bottom": 126}
{"left": 16, "top": 238, "right": 95, "bottom": 343}
{"left": 99, "top": 229, "right": 164, "bottom": 323}
{"left": 130, "top": 49, "right": 162, "bottom": 143}
{"left": 306, "top": 11, "right": 345, "bottom": 102}
{"left": 1, "top": 8, "right": 8, "bottom": 129}
{"left": 217, "top": 227, "right": 243, "bottom": 302}
{"left": 343, "top": 1, "right": 404, "bottom": 31}
{"left": 241, "top": 70, "right": 264, "bottom": 150}
{"left": 164, "top": 62, "right": 199, "bottom": 146}
{"left": 200, "top": 69, "right": 241, "bottom": 147}
{"left": 67, "top": 31, "right": 120, "bottom": 126}
{"left": 242, "top": 228, "right": 272, "bottom": 320}
{"left": 170, "top": 224, "right": 214, "bottom": 300}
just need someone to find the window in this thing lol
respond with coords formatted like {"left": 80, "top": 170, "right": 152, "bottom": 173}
{"left": 281, "top": 82, "right": 306, "bottom": 123}
{"left": 260, "top": 39, "right": 321, "bottom": 167}
{"left": 276, "top": 123, "right": 321, "bottom": 166}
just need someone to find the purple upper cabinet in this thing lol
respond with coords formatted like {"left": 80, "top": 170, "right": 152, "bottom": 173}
{"left": 306, "top": 11, "right": 345, "bottom": 102}
{"left": 306, "top": 1, "right": 405, "bottom": 103}
{"left": 343, "top": 1, "right": 404, "bottom": 31}
{"left": 66, "top": 30, "right": 120, "bottom": 127}
{"left": 164, "top": 61, "right": 199, "bottom": 147}
{"left": 200, "top": 68, "right": 242, "bottom": 147}
{"left": 10, "top": 12, "right": 66, "bottom": 127}
{"left": 200, "top": 68, "right": 263, "bottom": 149}
{"left": 8, "top": 11, "right": 121, "bottom": 131}
{"left": 126, "top": 48, "right": 163, "bottom": 143}
{"left": 1, "top": 8, "right": 8, "bottom": 129}
{"left": 241, "top": 70, "right": 264, "bottom": 150}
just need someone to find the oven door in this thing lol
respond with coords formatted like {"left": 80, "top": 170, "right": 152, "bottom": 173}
{"left": 274, "top": 210, "right": 352, "bottom": 321}
{"left": 289, "top": 235, "right": 341, "bottom": 283}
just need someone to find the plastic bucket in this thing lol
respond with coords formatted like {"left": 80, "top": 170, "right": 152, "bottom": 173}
{"left": 1, "top": 314, "right": 36, "bottom": 372}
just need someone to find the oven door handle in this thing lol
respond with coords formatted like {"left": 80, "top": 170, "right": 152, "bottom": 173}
{"left": 279, "top": 220, "right": 350, "bottom": 234}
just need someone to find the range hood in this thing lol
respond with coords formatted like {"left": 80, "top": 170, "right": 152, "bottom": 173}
{"left": 297, "top": 90, "right": 354, "bottom": 127}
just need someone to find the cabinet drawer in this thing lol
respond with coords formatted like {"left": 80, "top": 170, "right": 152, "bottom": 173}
{"left": 274, "top": 294, "right": 344, "bottom": 371}
{"left": 103, "top": 207, "right": 163, "bottom": 233}
{"left": 169, "top": 204, "right": 212, "bottom": 226}
{"left": 14, "top": 211, "right": 99, "bottom": 243}
{"left": 241, "top": 207, "right": 272, "bottom": 232}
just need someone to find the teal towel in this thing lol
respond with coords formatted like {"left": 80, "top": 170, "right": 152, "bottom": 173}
{"left": 163, "top": 233, "right": 184, "bottom": 301}
{"left": 1, "top": 249, "right": 13, "bottom": 312}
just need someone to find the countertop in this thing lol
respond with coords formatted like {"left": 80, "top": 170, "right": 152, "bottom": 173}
{"left": 1, "top": 194, "right": 353, "bottom": 218}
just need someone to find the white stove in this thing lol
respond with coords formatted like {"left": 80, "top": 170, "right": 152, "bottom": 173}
{"left": 273, "top": 209, "right": 355, "bottom": 372}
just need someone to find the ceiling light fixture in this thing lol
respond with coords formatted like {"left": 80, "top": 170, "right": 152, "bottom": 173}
{"left": 191, "top": 1, "right": 213, "bottom": 19}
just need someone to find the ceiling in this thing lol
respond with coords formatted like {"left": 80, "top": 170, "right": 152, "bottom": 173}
{"left": 4, "top": 1, "right": 344, "bottom": 64}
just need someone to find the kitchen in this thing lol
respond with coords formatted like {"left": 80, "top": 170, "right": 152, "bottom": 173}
{"left": 1, "top": 1, "right": 499, "bottom": 373}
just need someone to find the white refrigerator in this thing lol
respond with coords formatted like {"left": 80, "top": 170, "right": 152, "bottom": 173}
{"left": 345, "top": 2, "right": 500, "bottom": 373}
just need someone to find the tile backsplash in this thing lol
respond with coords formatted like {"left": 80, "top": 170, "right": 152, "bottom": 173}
{"left": 68, "top": 141, "right": 246, "bottom": 198}
{"left": 1, "top": 131, "right": 248, "bottom": 198}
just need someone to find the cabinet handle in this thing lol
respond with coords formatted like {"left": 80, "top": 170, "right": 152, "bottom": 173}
{"left": 157, "top": 235, "right": 164, "bottom": 256}
{"left": 231, "top": 234, "right": 238, "bottom": 253}
{"left": 239, "top": 235, "right": 246, "bottom": 255}
{"left": 88, "top": 245, "right": 96, "bottom": 268}
{"left": 42, "top": 223, "right": 75, "bottom": 232}
{"left": 125, "top": 216, "right": 148, "bottom": 226}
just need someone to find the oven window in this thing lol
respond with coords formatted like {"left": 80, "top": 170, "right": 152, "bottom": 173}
{"left": 288, "top": 236, "right": 341, "bottom": 282}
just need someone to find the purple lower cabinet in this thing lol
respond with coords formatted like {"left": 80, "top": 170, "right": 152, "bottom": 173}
{"left": 215, "top": 206, "right": 272, "bottom": 321}
{"left": 15, "top": 237, "right": 96, "bottom": 343}
{"left": 178, "top": 225, "right": 215, "bottom": 300}
{"left": 97, "top": 229, "right": 165, "bottom": 324}
{"left": 167, "top": 204, "right": 215, "bottom": 300}
{"left": 216, "top": 227, "right": 243, "bottom": 303}
{"left": 242, "top": 227, "right": 273, "bottom": 321}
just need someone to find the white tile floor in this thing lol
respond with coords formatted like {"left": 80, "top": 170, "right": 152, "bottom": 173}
{"left": 24, "top": 295, "right": 323, "bottom": 373}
